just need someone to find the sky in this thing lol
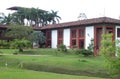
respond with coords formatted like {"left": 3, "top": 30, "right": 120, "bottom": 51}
{"left": 0, "top": 0, "right": 120, "bottom": 23}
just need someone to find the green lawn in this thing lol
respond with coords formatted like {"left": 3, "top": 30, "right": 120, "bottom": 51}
{"left": 0, "top": 55, "right": 106, "bottom": 71}
{"left": 0, "top": 68, "right": 107, "bottom": 79}
{"left": 0, "top": 48, "right": 109, "bottom": 78}
{"left": 0, "top": 49, "right": 18, "bottom": 54}
{"left": 0, "top": 48, "right": 57, "bottom": 55}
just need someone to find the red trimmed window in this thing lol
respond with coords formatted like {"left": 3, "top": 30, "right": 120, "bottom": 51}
{"left": 58, "top": 29, "right": 63, "bottom": 45}
{"left": 70, "top": 28, "right": 85, "bottom": 48}
{"left": 46, "top": 30, "right": 51, "bottom": 48}
{"left": 71, "top": 29, "right": 77, "bottom": 48}
{"left": 117, "top": 28, "right": 120, "bottom": 37}
{"left": 78, "top": 28, "right": 85, "bottom": 48}
{"left": 71, "top": 29, "right": 77, "bottom": 38}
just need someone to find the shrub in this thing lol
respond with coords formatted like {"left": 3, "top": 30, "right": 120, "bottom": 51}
{"left": 75, "top": 49, "right": 93, "bottom": 56}
{"left": 87, "top": 38, "right": 94, "bottom": 53}
{"left": 13, "top": 52, "right": 18, "bottom": 55}
{"left": 100, "top": 34, "right": 120, "bottom": 78}
{"left": 57, "top": 44, "right": 67, "bottom": 53}
{"left": 0, "top": 40, "right": 10, "bottom": 49}
{"left": 10, "top": 39, "right": 32, "bottom": 52}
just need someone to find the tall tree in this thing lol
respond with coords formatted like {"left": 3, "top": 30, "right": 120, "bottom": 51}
{"left": 100, "top": 34, "right": 120, "bottom": 78}
{"left": 5, "top": 24, "right": 33, "bottom": 40}
{"left": 0, "top": 13, "right": 13, "bottom": 25}
{"left": 30, "top": 31, "right": 46, "bottom": 47}
{"left": 14, "top": 8, "right": 61, "bottom": 26}
{"left": 50, "top": 10, "right": 61, "bottom": 24}
{"left": 5, "top": 24, "right": 33, "bottom": 52}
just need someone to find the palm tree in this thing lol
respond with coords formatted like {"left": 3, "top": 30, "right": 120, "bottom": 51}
{"left": 0, "top": 13, "right": 13, "bottom": 25}
{"left": 50, "top": 10, "right": 61, "bottom": 24}
{"left": 5, "top": 7, "right": 62, "bottom": 26}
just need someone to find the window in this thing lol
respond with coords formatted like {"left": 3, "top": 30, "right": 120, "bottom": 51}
{"left": 46, "top": 31, "right": 51, "bottom": 39}
{"left": 79, "top": 40, "right": 84, "bottom": 49}
{"left": 58, "top": 30, "right": 63, "bottom": 38}
{"left": 58, "top": 40, "right": 63, "bottom": 45}
{"left": 117, "top": 28, "right": 120, "bottom": 37}
{"left": 46, "top": 40, "right": 51, "bottom": 48}
{"left": 71, "top": 29, "right": 77, "bottom": 38}
{"left": 46, "top": 30, "right": 51, "bottom": 48}
{"left": 72, "top": 40, "right": 76, "bottom": 46}
{"left": 58, "top": 29, "right": 63, "bottom": 45}
{"left": 79, "top": 29, "right": 84, "bottom": 38}
{"left": 71, "top": 28, "right": 85, "bottom": 49}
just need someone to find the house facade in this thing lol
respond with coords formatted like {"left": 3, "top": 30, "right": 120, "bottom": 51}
{"left": 1, "top": 17, "right": 120, "bottom": 56}
{"left": 40, "top": 17, "right": 120, "bottom": 56}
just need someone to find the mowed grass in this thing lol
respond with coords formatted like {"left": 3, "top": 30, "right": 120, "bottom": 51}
{"left": 0, "top": 48, "right": 108, "bottom": 78}
{"left": 0, "top": 49, "right": 18, "bottom": 54}
{"left": 0, "top": 48, "right": 57, "bottom": 55}
{"left": 0, "top": 55, "right": 106, "bottom": 71}
{"left": 0, "top": 68, "right": 107, "bottom": 79}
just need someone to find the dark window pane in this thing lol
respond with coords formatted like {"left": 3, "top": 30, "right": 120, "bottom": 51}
{"left": 72, "top": 40, "right": 76, "bottom": 46}
{"left": 71, "top": 30, "right": 77, "bottom": 38}
{"left": 47, "top": 31, "right": 51, "bottom": 39}
{"left": 47, "top": 40, "right": 51, "bottom": 48}
{"left": 79, "top": 40, "right": 84, "bottom": 49}
{"left": 79, "top": 29, "right": 84, "bottom": 37}
{"left": 117, "top": 28, "right": 120, "bottom": 37}
{"left": 58, "top": 40, "right": 63, "bottom": 45}
{"left": 58, "top": 30, "right": 63, "bottom": 38}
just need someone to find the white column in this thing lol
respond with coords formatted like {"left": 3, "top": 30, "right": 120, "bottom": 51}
{"left": 63, "top": 29, "right": 70, "bottom": 49}
{"left": 51, "top": 30, "right": 57, "bottom": 48}
{"left": 85, "top": 26, "right": 94, "bottom": 49}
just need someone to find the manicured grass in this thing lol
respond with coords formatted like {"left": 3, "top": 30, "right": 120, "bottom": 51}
{"left": 0, "top": 48, "right": 75, "bottom": 55}
{"left": 0, "top": 49, "right": 109, "bottom": 78}
{"left": 0, "top": 48, "right": 58, "bottom": 55}
{"left": 0, "top": 49, "right": 17, "bottom": 54}
{"left": 0, "top": 55, "right": 106, "bottom": 71}
{"left": 0, "top": 68, "right": 107, "bottom": 79}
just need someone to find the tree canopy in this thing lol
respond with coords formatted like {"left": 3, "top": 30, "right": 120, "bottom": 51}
{"left": 5, "top": 24, "right": 33, "bottom": 40}
{"left": 0, "top": 7, "right": 61, "bottom": 26}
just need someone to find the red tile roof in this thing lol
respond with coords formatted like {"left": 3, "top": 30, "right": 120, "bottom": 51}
{"left": 0, "top": 17, "right": 120, "bottom": 30}
{"left": 40, "top": 17, "right": 120, "bottom": 30}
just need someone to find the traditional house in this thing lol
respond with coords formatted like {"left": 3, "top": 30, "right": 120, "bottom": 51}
{"left": 1, "top": 17, "right": 120, "bottom": 56}
{"left": 40, "top": 17, "right": 120, "bottom": 56}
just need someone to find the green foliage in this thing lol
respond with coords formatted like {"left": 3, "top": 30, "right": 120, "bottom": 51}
{"left": 75, "top": 49, "right": 93, "bottom": 56}
{"left": 57, "top": 44, "right": 67, "bottom": 53}
{"left": 10, "top": 39, "right": 31, "bottom": 52}
{"left": 0, "top": 40, "right": 10, "bottom": 49}
{"left": 100, "top": 34, "right": 120, "bottom": 78}
{"left": 87, "top": 38, "right": 94, "bottom": 53}
{"left": 5, "top": 25, "right": 33, "bottom": 40}
{"left": 0, "top": 13, "right": 13, "bottom": 25}
{"left": 0, "top": 8, "right": 61, "bottom": 26}
{"left": 30, "top": 31, "right": 46, "bottom": 47}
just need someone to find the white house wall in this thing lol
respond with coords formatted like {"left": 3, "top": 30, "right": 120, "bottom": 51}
{"left": 63, "top": 29, "right": 70, "bottom": 49}
{"left": 52, "top": 30, "right": 57, "bottom": 48}
{"left": 85, "top": 26, "right": 94, "bottom": 49}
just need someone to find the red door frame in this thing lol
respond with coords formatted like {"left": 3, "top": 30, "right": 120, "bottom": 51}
{"left": 94, "top": 26, "right": 115, "bottom": 56}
